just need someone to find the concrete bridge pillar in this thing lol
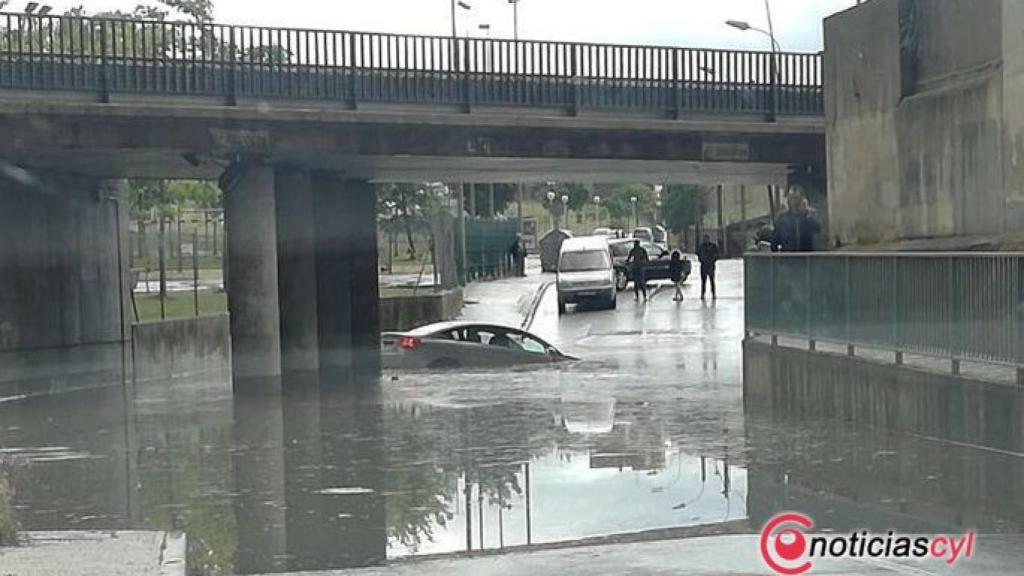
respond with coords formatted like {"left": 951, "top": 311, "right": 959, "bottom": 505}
{"left": 312, "top": 174, "right": 381, "bottom": 384}
{"left": 275, "top": 167, "right": 320, "bottom": 376}
{"left": 223, "top": 163, "right": 282, "bottom": 389}
{"left": 345, "top": 179, "right": 382, "bottom": 380}
{"left": 312, "top": 171, "right": 354, "bottom": 382}
{"left": 0, "top": 173, "right": 129, "bottom": 396}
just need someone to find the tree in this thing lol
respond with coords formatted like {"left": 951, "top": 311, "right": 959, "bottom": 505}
{"left": 598, "top": 184, "right": 657, "bottom": 228}
{"left": 377, "top": 183, "right": 449, "bottom": 259}
{"left": 662, "top": 185, "right": 700, "bottom": 245}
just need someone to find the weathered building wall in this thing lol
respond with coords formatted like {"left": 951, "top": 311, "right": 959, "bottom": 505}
{"left": 826, "top": 0, "right": 1020, "bottom": 245}
{"left": 1004, "top": 1, "right": 1024, "bottom": 227}
{"left": 824, "top": 0, "right": 903, "bottom": 243}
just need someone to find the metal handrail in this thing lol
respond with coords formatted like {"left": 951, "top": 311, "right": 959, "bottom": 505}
{"left": 745, "top": 252, "right": 1024, "bottom": 374}
{"left": 0, "top": 12, "right": 823, "bottom": 115}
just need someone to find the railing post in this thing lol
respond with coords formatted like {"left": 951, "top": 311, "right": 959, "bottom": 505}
{"left": 99, "top": 19, "right": 110, "bottom": 103}
{"left": 460, "top": 38, "right": 470, "bottom": 113}
{"left": 845, "top": 255, "right": 854, "bottom": 357}
{"left": 671, "top": 49, "right": 681, "bottom": 119}
{"left": 227, "top": 26, "right": 237, "bottom": 106}
{"left": 569, "top": 44, "right": 579, "bottom": 117}
{"left": 769, "top": 254, "right": 777, "bottom": 346}
{"left": 893, "top": 256, "right": 903, "bottom": 365}
{"left": 949, "top": 255, "right": 961, "bottom": 375}
{"left": 806, "top": 255, "right": 815, "bottom": 351}
{"left": 347, "top": 33, "right": 357, "bottom": 109}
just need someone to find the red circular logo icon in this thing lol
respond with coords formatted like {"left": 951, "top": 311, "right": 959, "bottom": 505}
{"left": 759, "top": 512, "right": 814, "bottom": 575}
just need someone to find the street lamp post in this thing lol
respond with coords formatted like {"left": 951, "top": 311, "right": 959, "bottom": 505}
{"left": 560, "top": 195, "right": 569, "bottom": 231}
{"left": 630, "top": 196, "right": 638, "bottom": 229}
{"left": 592, "top": 195, "right": 601, "bottom": 230}
{"left": 546, "top": 190, "right": 557, "bottom": 230}
{"left": 451, "top": 1, "right": 472, "bottom": 77}
{"left": 726, "top": 0, "right": 779, "bottom": 120}
{"left": 508, "top": 0, "right": 521, "bottom": 41}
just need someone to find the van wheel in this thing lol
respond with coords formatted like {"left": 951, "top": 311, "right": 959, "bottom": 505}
{"left": 558, "top": 300, "right": 567, "bottom": 315}
{"left": 607, "top": 295, "right": 617, "bottom": 310}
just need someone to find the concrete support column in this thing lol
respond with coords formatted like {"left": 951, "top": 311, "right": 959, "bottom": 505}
{"left": 0, "top": 174, "right": 128, "bottom": 396}
{"left": 313, "top": 172, "right": 354, "bottom": 381}
{"left": 275, "top": 167, "right": 320, "bottom": 375}
{"left": 224, "top": 164, "right": 282, "bottom": 387}
{"left": 313, "top": 175, "right": 381, "bottom": 384}
{"left": 345, "top": 179, "right": 382, "bottom": 381}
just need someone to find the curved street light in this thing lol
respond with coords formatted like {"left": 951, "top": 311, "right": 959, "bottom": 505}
{"left": 546, "top": 190, "right": 557, "bottom": 230}
{"left": 630, "top": 196, "right": 638, "bottom": 229}
{"left": 560, "top": 194, "right": 570, "bottom": 230}
{"left": 726, "top": 0, "right": 779, "bottom": 120}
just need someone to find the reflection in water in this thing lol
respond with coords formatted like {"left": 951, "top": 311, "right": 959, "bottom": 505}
{"left": 1, "top": 350, "right": 1022, "bottom": 573}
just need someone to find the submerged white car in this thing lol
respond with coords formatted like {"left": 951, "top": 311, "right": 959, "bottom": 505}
{"left": 382, "top": 321, "right": 575, "bottom": 370}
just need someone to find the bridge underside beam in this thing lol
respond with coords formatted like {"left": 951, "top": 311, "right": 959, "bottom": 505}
{"left": 0, "top": 150, "right": 793, "bottom": 187}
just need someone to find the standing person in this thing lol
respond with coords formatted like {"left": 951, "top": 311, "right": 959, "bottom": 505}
{"left": 509, "top": 235, "right": 525, "bottom": 277}
{"left": 669, "top": 251, "right": 686, "bottom": 302}
{"left": 696, "top": 234, "right": 719, "bottom": 300}
{"left": 624, "top": 240, "right": 649, "bottom": 301}
{"left": 772, "top": 188, "right": 821, "bottom": 252}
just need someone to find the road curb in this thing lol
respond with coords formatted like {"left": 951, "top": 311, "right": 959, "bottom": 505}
{"left": 521, "top": 280, "right": 554, "bottom": 330}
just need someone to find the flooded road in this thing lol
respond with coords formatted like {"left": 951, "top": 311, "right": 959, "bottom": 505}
{"left": 1, "top": 261, "right": 1022, "bottom": 574}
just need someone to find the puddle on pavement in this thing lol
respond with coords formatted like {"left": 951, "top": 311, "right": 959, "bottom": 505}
{"left": 0, "top": 362, "right": 1022, "bottom": 575}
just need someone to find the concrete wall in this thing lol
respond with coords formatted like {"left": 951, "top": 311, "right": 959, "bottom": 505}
{"left": 743, "top": 339, "right": 1024, "bottom": 531}
{"left": 825, "top": 0, "right": 903, "bottom": 243}
{"left": 743, "top": 341, "right": 1024, "bottom": 452}
{"left": 0, "top": 175, "right": 131, "bottom": 398}
{"left": 1004, "top": 1, "right": 1024, "bottom": 218}
{"left": 826, "top": 0, "right": 1024, "bottom": 245}
{"left": 131, "top": 314, "right": 231, "bottom": 385}
{"left": 379, "top": 289, "right": 464, "bottom": 332}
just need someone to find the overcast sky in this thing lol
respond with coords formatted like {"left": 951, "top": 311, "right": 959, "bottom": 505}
{"left": 34, "top": 0, "right": 856, "bottom": 52}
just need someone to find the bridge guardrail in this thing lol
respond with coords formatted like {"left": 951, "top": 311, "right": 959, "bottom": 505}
{"left": 0, "top": 12, "right": 823, "bottom": 116}
{"left": 745, "top": 253, "right": 1024, "bottom": 374}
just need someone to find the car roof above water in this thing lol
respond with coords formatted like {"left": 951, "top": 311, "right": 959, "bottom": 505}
{"left": 559, "top": 236, "right": 610, "bottom": 254}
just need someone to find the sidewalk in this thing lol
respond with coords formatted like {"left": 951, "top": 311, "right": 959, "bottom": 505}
{"left": 459, "top": 257, "right": 551, "bottom": 328}
{"left": 0, "top": 530, "right": 184, "bottom": 576}
{"left": 264, "top": 533, "right": 1024, "bottom": 576}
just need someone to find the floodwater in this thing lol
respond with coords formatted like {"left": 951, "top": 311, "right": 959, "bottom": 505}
{"left": 1, "top": 261, "right": 1022, "bottom": 574}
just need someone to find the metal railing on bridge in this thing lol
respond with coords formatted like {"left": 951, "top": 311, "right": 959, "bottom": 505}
{"left": 745, "top": 253, "right": 1024, "bottom": 374}
{"left": 0, "top": 12, "right": 823, "bottom": 116}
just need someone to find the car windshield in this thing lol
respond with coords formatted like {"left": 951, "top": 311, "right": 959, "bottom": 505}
{"left": 609, "top": 243, "right": 631, "bottom": 257}
{"left": 559, "top": 250, "right": 610, "bottom": 272}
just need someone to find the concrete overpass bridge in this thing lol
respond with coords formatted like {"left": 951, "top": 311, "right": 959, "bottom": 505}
{"left": 0, "top": 12, "right": 825, "bottom": 392}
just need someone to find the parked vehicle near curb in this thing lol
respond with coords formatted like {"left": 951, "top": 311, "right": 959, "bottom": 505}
{"left": 609, "top": 239, "right": 691, "bottom": 292}
{"left": 556, "top": 237, "right": 617, "bottom": 314}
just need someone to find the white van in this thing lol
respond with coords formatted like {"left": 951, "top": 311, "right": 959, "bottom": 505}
{"left": 556, "top": 236, "right": 616, "bottom": 314}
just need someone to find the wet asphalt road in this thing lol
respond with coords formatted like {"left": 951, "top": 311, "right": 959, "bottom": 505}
{"left": 1, "top": 259, "right": 1022, "bottom": 575}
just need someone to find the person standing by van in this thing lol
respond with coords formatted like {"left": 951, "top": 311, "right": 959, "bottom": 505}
{"left": 625, "top": 240, "right": 649, "bottom": 301}
{"left": 696, "top": 234, "right": 719, "bottom": 300}
{"left": 669, "top": 251, "right": 686, "bottom": 302}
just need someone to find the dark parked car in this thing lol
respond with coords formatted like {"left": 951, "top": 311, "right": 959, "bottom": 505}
{"left": 608, "top": 239, "right": 691, "bottom": 291}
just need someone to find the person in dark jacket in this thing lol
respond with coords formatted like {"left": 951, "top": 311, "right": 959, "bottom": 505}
{"left": 624, "top": 240, "right": 649, "bottom": 301}
{"left": 695, "top": 234, "right": 720, "bottom": 300}
{"left": 772, "top": 189, "right": 821, "bottom": 252}
{"left": 669, "top": 251, "right": 686, "bottom": 302}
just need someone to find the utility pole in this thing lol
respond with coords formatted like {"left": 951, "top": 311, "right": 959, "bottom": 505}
{"left": 717, "top": 185, "right": 726, "bottom": 256}
{"left": 740, "top": 185, "right": 748, "bottom": 252}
